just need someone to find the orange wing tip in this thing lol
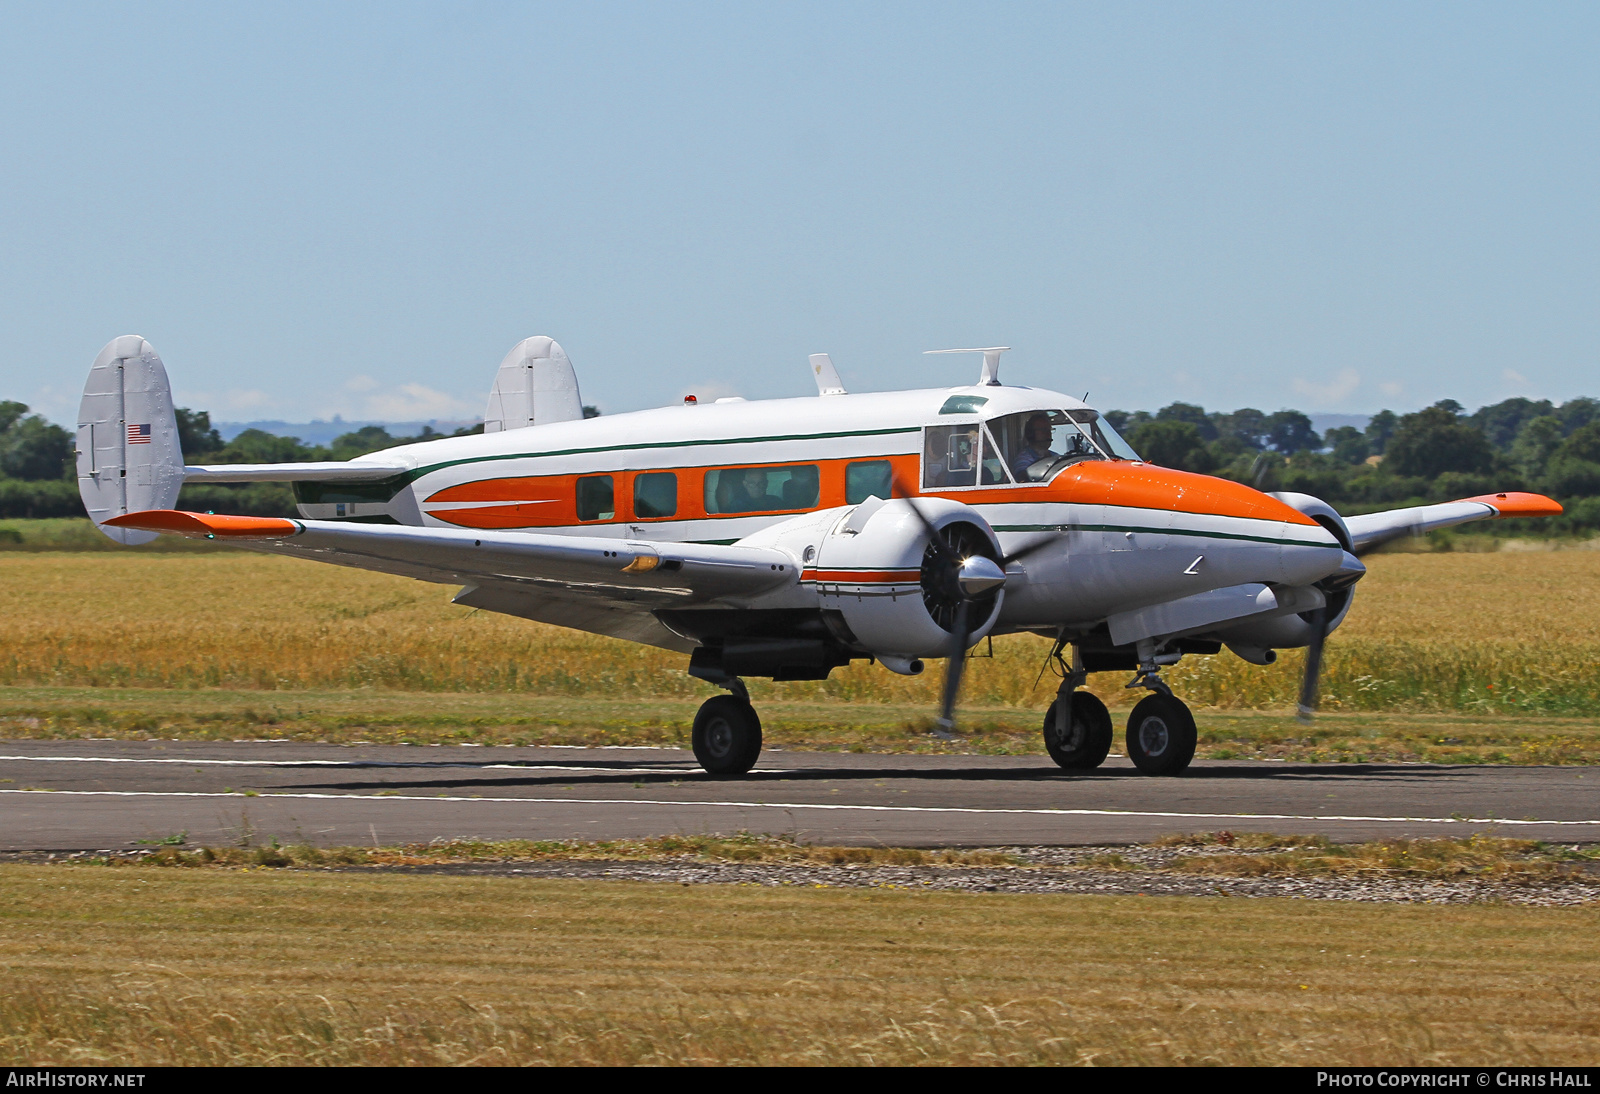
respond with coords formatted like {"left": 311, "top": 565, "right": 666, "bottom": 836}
{"left": 1459, "top": 492, "right": 1564, "bottom": 518}
{"left": 103, "top": 510, "right": 300, "bottom": 539}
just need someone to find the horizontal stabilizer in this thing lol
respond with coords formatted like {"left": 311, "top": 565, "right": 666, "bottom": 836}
{"left": 1345, "top": 492, "right": 1562, "bottom": 555}
{"left": 182, "top": 461, "right": 410, "bottom": 483}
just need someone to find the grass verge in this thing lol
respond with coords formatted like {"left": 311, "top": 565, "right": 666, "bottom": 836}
{"left": 3, "top": 686, "right": 1599, "bottom": 763}
{"left": 1, "top": 863, "right": 1596, "bottom": 1065}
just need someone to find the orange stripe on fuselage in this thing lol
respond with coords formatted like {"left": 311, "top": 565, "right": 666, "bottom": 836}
{"left": 420, "top": 452, "right": 1311, "bottom": 530}
{"left": 925, "top": 461, "right": 1321, "bottom": 525}
{"left": 801, "top": 569, "right": 922, "bottom": 583}
{"left": 423, "top": 456, "right": 920, "bottom": 528}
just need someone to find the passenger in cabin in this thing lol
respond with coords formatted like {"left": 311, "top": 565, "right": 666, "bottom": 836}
{"left": 733, "top": 468, "right": 784, "bottom": 512}
{"left": 923, "top": 426, "right": 981, "bottom": 488}
{"left": 782, "top": 465, "right": 819, "bottom": 509}
{"left": 1010, "top": 413, "right": 1061, "bottom": 481}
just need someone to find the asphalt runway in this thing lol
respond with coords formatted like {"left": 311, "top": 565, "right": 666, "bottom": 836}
{"left": 1, "top": 739, "right": 1596, "bottom": 851}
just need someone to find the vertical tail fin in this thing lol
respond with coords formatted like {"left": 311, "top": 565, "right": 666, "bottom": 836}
{"left": 76, "top": 336, "right": 185, "bottom": 544}
{"left": 483, "top": 336, "right": 584, "bottom": 432}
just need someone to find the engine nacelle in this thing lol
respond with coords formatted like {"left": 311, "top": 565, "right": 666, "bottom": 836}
{"left": 1221, "top": 492, "right": 1358, "bottom": 652}
{"left": 810, "top": 497, "right": 1005, "bottom": 660}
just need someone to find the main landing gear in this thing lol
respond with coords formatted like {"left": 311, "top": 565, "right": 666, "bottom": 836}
{"left": 691, "top": 690, "right": 764, "bottom": 776}
{"left": 1041, "top": 640, "right": 1197, "bottom": 776}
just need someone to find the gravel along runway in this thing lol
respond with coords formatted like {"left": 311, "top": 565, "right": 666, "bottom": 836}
{"left": 0, "top": 740, "right": 1596, "bottom": 851}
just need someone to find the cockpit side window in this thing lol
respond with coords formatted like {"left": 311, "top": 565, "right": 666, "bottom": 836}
{"left": 988, "top": 409, "right": 1137, "bottom": 482}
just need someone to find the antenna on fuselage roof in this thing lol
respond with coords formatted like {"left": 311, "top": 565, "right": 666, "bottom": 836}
{"left": 924, "top": 346, "right": 1010, "bottom": 387}
{"left": 809, "top": 353, "right": 846, "bottom": 396}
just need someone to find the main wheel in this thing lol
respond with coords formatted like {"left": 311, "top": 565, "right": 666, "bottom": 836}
{"left": 1042, "top": 690, "right": 1113, "bottom": 769}
{"left": 1125, "top": 693, "right": 1197, "bottom": 776}
{"left": 692, "top": 695, "right": 763, "bottom": 775}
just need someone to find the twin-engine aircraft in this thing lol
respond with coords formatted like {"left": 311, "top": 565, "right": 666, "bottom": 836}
{"left": 79, "top": 334, "right": 1560, "bottom": 777}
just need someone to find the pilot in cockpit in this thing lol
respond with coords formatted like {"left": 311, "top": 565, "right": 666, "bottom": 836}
{"left": 1011, "top": 413, "right": 1060, "bottom": 481}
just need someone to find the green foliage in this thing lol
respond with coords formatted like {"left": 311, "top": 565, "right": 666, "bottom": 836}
{"left": 212, "top": 428, "right": 320, "bottom": 464}
{"left": 175, "top": 408, "right": 224, "bottom": 458}
{"left": 0, "top": 478, "right": 82, "bottom": 518}
{"left": 0, "top": 400, "right": 28, "bottom": 433}
{"left": 1264, "top": 410, "right": 1320, "bottom": 454}
{"left": 1324, "top": 426, "right": 1369, "bottom": 465}
{"left": 1385, "top": 403, "right": 1494, "bottom": 479}
{"left": 1127, "top": 419, "right": 1214, "bottom": 472}
{"left": 1364, "top": 410, "right": 1398, "bottom": 455}
{"left": 0, "top": 407, "right": 73, "bottom": 481}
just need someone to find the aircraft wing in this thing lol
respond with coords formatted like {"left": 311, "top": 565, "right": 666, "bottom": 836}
{"left": 103, "top": 510, "right": 798, "bottom": 652}
{"left": 1344, "top": 492, "right": 1562, "bottom": 555}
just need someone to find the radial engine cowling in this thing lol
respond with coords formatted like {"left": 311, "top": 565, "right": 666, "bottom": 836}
{"left": 810, "top": 497, "right": 1005, "bottom": 660}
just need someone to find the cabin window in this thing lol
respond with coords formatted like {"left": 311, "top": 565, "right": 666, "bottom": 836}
{"left": 633, "top": 472, "right": 677, "bottom": 518}
{"left": 575, "top": 475, "right": 615, "bottom": 521}
{"left": 846, "top": 460, "right": 893, "bottom": 505}
{"left": 921, "top": 425, "right": 980, "bottom": 488}
{"left": 704, "top": 465, "right": 819, "bottom": 514}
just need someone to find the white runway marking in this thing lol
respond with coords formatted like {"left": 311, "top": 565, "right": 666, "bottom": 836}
{"left": 2, "top": 788, "right": 1595, "bottom": 828}
{"left": 0, "top": 754, "right": 703, "bottom": 774}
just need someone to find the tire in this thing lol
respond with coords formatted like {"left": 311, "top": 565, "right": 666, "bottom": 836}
{"left": 1042, "top": 690, "right": 1113, "bottom": 769}
{"left": 692, "top": 695, "right": 763, "bottom": 775}
{"left": 1125, "top": 693, "right": 1197, "bottom": 776}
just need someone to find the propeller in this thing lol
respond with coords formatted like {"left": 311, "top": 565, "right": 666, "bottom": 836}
{"left": 1295, "top": 545, "right": 1365, "bottom": 724}
{"left": 1295, "top": 604, "right": 1328, "bottom": 725}
{"left": 897, "top": 492, "right": 1056, "bottom": 737}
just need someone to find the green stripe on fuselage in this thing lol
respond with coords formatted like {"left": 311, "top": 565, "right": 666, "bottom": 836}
{"left": 399, "top": 425, "right": 922, "bottom": 486}
{"left": 990, "top": 523, "right": 1335, "bottom": 549}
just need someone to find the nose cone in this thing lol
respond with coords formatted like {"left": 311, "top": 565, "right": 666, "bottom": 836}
{"left": 957, "top": 555, "right": 1007, "bottom": 598}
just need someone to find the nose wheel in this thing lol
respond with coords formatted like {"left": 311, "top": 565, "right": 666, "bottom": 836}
{"left": 1125, "top": 693, "right": 1197, "bottom": 775}
{"left": 692, "top": 694, "right": 763, "bottom": 775}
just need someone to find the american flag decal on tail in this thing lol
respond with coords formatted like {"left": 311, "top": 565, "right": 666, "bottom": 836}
{"left": 127, "top": 423, "right": 151, "bottom": 444}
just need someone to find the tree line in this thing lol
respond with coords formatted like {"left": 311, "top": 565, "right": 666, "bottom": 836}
{"left": 0, "top": 405, "right": 484, "bottom": 519}
{"left": 1, "top": 395, "right": 1596, "bottom": 532}
{"left": 1104, "top": 396, "right": 1600, "bottom": 532}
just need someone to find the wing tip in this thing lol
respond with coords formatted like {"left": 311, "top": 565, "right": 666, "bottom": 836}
{"left": 1460, "top": 492, "right": 1564, "bottom": 519}
{"left": 103, "top": 510, "right": 300, "bottom": 539}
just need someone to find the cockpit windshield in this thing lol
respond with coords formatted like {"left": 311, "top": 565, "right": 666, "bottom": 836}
{"left": 988, "top": 409, "right": 1141, "bottom": 482}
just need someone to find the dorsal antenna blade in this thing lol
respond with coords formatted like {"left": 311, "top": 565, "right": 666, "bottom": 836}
{"left": 809, "top": 353, "right": 846, "bottom": 396}
{"left": 923, "top": 346, "right": 1010, "bottom": 387}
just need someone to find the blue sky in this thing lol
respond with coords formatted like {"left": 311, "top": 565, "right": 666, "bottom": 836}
{"left": 3, "top": 2, "right": 1597, "bottom": 425}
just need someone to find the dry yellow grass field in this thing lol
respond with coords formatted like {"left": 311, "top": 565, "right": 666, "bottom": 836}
{"left": 1, "top": 549, "right": 1597, "bottom": 757}
{"left": 2, "top": 865, "right": 1596, "bottom": 1066}
{"left": 3, "top": 548, "right": 1599, "bottom": 704}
